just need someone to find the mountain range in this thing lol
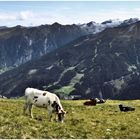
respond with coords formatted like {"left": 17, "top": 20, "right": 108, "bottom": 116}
{"left": 0, "top": 18, "right": 140, "bottom": 99}
{"left": 0, "top": 23, "right": 85, "bottom": 73}
{"left": 0, "top": 18, "right": 138, "bottom": 74}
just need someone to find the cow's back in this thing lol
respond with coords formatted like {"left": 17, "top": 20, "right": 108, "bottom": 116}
{"left": 25, "top": 87, "right": 44, "bottom": 103}
{"left": 25, "top": 88, "right": 44, "bottom": 95}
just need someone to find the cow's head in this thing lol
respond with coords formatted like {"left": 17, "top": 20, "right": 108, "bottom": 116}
{"left": 57, "top": 110, "right": 66, "bottom": 123}
{"left": 51, "top": 101, "right": 66, "bottom": 122}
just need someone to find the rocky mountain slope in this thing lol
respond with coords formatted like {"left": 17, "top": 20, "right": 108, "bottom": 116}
{"left": 0, "top": 23, "right": 85, "bottom": 72}
{"left": 0, "top": 18, "right": 139, "bottom": 74}
{"left": 0, "top": 21, "right": 140, "bottom": 99}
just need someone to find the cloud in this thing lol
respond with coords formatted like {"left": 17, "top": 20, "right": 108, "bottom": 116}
{"left": 0, "top": 13, "right": 17, "bottom": 20}
{"left": 0, "top": 10, "right": 63, "bottom": 26}
{"left": 69, "top": 9, "right": 140, "bottom": 23}
{"left": 18, "top": 11, "right": 34, "bottom": 21}
{"left": 0, "top": 8, "right": 140, "bottom": 27}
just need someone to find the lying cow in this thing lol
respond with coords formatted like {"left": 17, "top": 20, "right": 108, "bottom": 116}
{"left": 119, "top": 104, "right": 135, "bottom": 112}
{"left": 95, "top": 98, "right": 106, "bottom": 104}
{"left": 23, "top": 87, "right": 66, "bottom": 122}
{"left": 83, "top": 99, "right": 97, "bottom": 106}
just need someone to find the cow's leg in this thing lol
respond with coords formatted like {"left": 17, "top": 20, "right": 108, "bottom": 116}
{"left": 23, "top": 102, "right": 29, "bottom": 115}
{"left": 48, "top": 110, "right": 53, "bottom": 122}
{"left": 29, "top": 104, "right": 33, "bottom": 118}
{"left": 55, "top": 113, "right": 58, "bottom": 122}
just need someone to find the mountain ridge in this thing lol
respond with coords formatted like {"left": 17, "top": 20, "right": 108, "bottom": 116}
{"left": 0, "top": 18, "right": 139, "bottom": 74}
{"left": 0, "top": 20, "right": 140, "bottom": 99}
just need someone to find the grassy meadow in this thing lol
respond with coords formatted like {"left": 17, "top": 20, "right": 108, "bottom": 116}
{"left": 0, "top": 99, "right": 140, "bottom": 139}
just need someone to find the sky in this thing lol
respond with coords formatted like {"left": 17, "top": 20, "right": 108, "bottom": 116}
{"left": 0, "top": 1, "right": 140, "bottom": 27}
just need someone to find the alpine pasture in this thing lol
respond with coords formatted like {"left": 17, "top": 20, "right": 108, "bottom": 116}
{"left": 0, "top": 99, "right": 140, "bottom": 139}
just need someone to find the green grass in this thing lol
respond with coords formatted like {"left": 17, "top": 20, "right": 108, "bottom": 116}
{"left": 53, "top": 73, "right": 83, "bottom": 95}
{"left": 0, "top": 99, "right": 140, "bottom": 139}
{"left": 54, "top": 85, "right": 75, "bottom": 95}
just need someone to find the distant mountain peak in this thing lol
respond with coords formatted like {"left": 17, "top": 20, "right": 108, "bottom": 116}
{"left": 80, "top": 18, "right": 140, "bottom": 34}
{"left": 52, "top": 22, "right": 62, "bottom": 27}
{"left": 123, "top": 18, "right": 139, "bottom": 24}
{"left": 119, "top": 18, "right": 139, "bottom": 27}
{"left": 86, "top": 21, "right": 96, "bottom": 26}
{"left": 101, "top": 19, "right": 120, "bottom": 24}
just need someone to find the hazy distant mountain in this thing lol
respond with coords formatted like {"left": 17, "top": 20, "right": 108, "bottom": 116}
{"left": 0, "top": 20, "right": 140, "bottom": 99}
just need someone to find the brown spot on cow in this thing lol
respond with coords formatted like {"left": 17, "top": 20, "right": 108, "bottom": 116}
{"left": 33, "top": 96, "right": 38, "bottom": 99}
{"left": 43, "top": 92, "right": 47, "bottom": 96}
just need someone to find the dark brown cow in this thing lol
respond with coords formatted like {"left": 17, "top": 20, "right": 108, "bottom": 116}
{"left": 83, "top": 99, "right": 97, "bottom": 106}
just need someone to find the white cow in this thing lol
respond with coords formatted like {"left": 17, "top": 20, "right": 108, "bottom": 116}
{"left": 23, "top": 87, "right": 66, "bottom": 122}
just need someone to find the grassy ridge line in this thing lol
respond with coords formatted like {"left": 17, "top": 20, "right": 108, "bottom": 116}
{"left": 0, "top": 99, "right": 140, "bottom": 139}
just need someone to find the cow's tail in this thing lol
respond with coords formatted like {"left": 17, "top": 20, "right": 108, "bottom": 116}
{"left": 24, "top": 88, "right": 29, "bottom": 102}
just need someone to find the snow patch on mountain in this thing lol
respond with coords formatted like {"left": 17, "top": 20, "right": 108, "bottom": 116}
{"left": 29, "top": 39, "right": 32, "bottom": 46}
{"left": 44, "top": 38, "right": 48, "bottom": 53}
{"left": 28, "top": 69, "right": 38, "bottom": 75}
{"left": 80, "top": 18, "right": 139, "bottom": 34}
